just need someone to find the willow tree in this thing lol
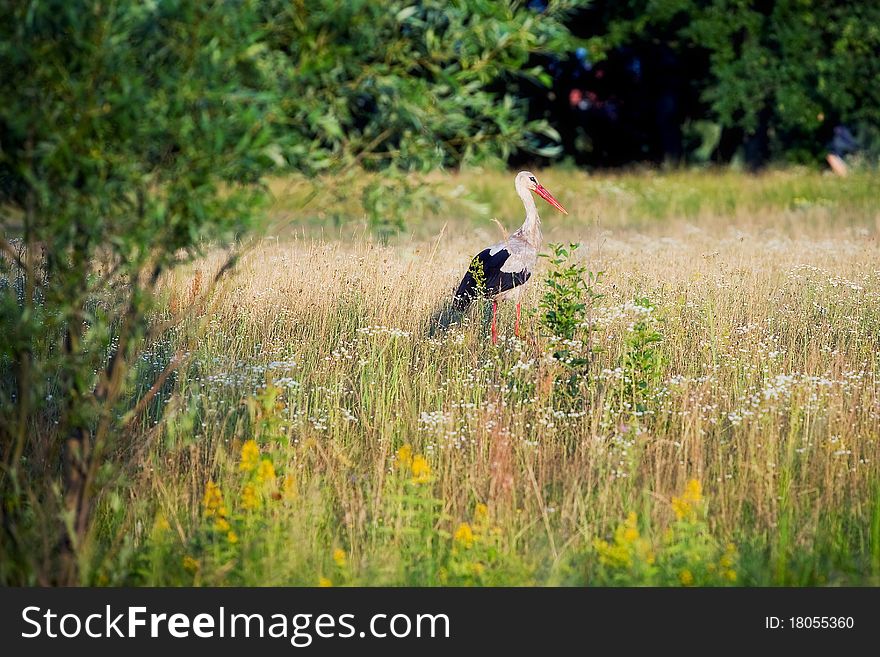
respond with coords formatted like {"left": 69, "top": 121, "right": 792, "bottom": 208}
{"left": 0, "top": 0, "right": 285, "bottom": 584}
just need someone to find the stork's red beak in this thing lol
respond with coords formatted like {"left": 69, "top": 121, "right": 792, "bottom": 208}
{"left": 534, "top": 184, "right": 568, "bottom": 215}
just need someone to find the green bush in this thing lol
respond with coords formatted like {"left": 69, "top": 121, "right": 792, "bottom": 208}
{"left": 539, "top": 242, "right": 603, "bottom": 400}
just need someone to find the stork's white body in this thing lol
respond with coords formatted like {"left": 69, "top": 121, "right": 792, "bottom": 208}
{"left": 490, "top": 176, "right": 543, "bottom": 301}
{"left": 453, "top": 171, "right": 566, "bottom": 343}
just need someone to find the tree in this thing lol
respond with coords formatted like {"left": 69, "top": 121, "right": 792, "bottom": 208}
{"left": 0, "top": 0, "right": 285, "bottom": 584}
{"left": 263, "top": 0, "right": 584, "bottom": 172}
{"left": 586, "top": 0, "right": 880, "bottom": 164}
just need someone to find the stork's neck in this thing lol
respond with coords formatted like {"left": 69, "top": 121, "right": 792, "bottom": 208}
{"left": 515, "top": 179, "right": 542, "bottom": 248}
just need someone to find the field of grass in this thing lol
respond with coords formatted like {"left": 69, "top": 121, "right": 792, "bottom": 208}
{"left": 90, "top": 168, "right": 880, "bottom": 586}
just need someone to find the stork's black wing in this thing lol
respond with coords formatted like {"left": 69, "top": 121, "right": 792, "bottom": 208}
{"left": 453, "top": 247, "right": 530, "bottom": 310}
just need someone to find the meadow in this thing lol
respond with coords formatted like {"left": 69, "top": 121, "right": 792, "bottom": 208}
{"left": 93, "top": 168, "right": 880, "bottom": 586}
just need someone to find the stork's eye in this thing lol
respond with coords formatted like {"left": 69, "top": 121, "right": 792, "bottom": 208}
{"left": 529, "top": 176, "right": 537, "bottom": 183}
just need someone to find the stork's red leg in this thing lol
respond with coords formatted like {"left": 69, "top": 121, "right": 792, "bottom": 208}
{"left": 515, "top": 302, "right": 521, "bottom": 337}
{"left": 491, "top": 300, "right": 498, "bottom": 345}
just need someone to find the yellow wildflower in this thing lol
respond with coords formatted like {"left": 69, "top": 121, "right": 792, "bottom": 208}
{"left": 680, "top": 569, "right": 694, "bottom": 586}
{"left": 671, "top": 498, "right": 689, "bottom": 519}
{"left": 594, "top": 537, "right": 631, "bottom": 568}
{"left": 256, "top": 459, "right": 276, "bottom": 485}
{"left": 241, "top": 483, "right": 260, "bottom": 511}
{"left": 621, "top": 512, "right": 640, "bottom": 542}
{"left": 318, "top": 577, "right": 333, "bottom": 587}
{"left": 474, "top": 503, "right": 489, "bottom": 523}
{"left": 454, "top": 522, "right": 475, "bottom": 548}
{"left": 214, "top": 517, "right": 230, "bottom": 532}
{"left": 240, "top": 439, "right": 260, "bottom": 472}
{"left": 614, "top": 512, "right": 640, "bottom": 546}
{"left": 721, "top": 545, "right": 739, "bottom": 580}
{"left": 182, "top": 556, "right": 200, "bottom": 573}
{"left": 685, "top": 479, "right": 702, "bottom": 501}
{"left": 152, "top": 513, "right": 170, "bottom": 535}
{"left": 282, "top": 474, "right": 298, "bottom": 501}
{"left": 396, "top": 444, "right": 413, "bottom": 468}
{"left": 411, "top": 455, "right": 432, "bottom": 484}
{"left": 202, "top": 481, "right": 227, "bottom": 518}
{"left": 333, "top": 548, "right": 347, "bottom": 568}
{"left": 671, "top": 479, "right": 703, "bottom": 520}
{"left": 594, "top": 512, "right": 654, "bottom": 569}
{"left": 227, "top": 530, "right": 238, "bottom": 544}
{"left": 720, "top": 542, "right": 737, "bottom": 568}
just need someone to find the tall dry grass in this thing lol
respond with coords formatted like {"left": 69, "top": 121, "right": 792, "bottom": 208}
{"left": 95, "top": 168, "right": 880, "bottom": 586}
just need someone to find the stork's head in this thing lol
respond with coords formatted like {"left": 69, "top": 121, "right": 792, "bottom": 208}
{"left": 515, "top": 171, "right": 568, "bottom": 215}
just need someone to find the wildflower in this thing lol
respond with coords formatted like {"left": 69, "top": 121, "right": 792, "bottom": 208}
{"left": 396, "top": 444, "right": 413, "bottom": 468}
{"left": 720, "top": 542, "right": 737, "bottom": 569}
{"left": 594, "top": 512, "right": 654, "bottom": 569}
{"left": 282, "top": 474, "right": 298, "bottom": 501}
{"left": 227, "top": 530, "right": 238, "bottom": 544}
{"left": 411, "top": 455, "right": 432, "bottom": 484}
{"left": 685, "top": 479, "right": 702, "bottom": 500}
{"left": 318, "top": 577, "right": 333, "bottom": 587}
{"left": 152, "top": 513, "right": 170, "bottom": 534}
{"left": 680, "top": 569, "right": 694, "bottom": 586}
{"left": 333, "top": 548, "right": 347, "bottom": 568}
{"left": 474, "top": 503, "right": 489, "bottom": 523}
{"left": 256, "top": 459, "right": 276, "bottom": 485}
{"left": 671, "top": 479, "right": 703, "bottom": 521}
{"left": 214, "top": 517, "right": 230, "bottom": 532}
{"left": 622, "top": 512, "right": 640, "bottom": 542}
{"left": 620, "top": 513, "right": 640, "bottom": 540}
{"left": 719, "top": 543, "right": 738, "bottom": 582}
{"left": 357, "top": 325, "right": 411, "bottom": 338}
{"left": 240, "top": 439, "right": 260, "bottom": 472}
{"left": 182, "top": 556, "right": 200, "bottom": 573}
{"left": 593, "top": 537, "right": 631, "bottom": 568}
{"left": 454, "top": 522, "right": 475, "bottom": 548}
{"left": 203, "top": 481, "right": 227, "bottom": 519}
{"left": 241, "top": 483, "right": 260, "bottom": 511}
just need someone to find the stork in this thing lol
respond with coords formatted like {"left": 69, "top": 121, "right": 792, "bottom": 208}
{"left": 453, "top": 171, "right": 568, "bottom": 343}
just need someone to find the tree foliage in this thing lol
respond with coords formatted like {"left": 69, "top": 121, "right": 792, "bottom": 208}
{"left": 261, "top": 0, "right": 585, "bottom": 173}
{"left": 591, "top": 0, "right": 880, "bottom": 161}
{"left": 0, "top": 0, "right": 285, "bottom": 583}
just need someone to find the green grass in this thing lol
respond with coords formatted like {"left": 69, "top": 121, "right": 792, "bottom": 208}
{"left": 266, "top": 167, "right": 880, "bottom": 238}
{"left": 78, "top": 167, "right": 880, "bottom": 586}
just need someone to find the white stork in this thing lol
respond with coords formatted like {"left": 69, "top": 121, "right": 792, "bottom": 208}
{"left": 453, "top": 170, "right": 568, "bottom": 343}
